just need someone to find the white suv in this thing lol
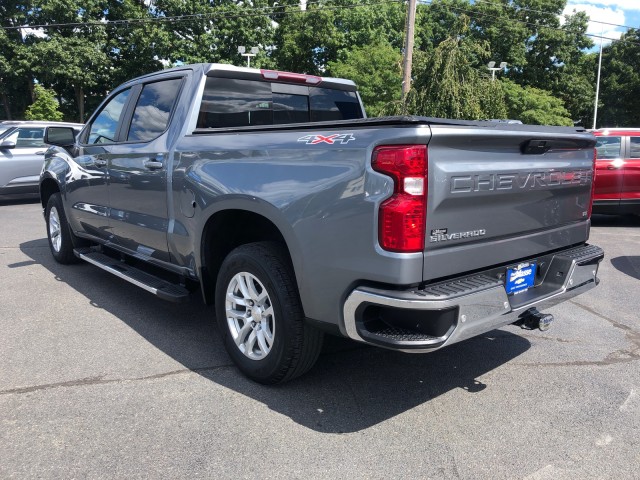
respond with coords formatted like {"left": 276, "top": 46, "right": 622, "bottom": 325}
{"left": 0, "top": 121, "right": 83, "bottom": 196}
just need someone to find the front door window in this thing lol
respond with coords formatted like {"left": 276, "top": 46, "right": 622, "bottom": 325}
{"left": 87, "top": 89, "right": 131, "bottom": 144}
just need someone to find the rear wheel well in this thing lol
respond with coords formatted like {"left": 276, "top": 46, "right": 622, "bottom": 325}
{"left": 40, "top": 178, "right": 60, "bottom": 209}
{"left": 201, "top": 210, "right": 294, "bottom": 304}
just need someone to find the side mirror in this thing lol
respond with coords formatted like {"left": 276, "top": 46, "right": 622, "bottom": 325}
{"left": 45, "top": 127, "right": 76, "bottom": 147}
{"left": 0, "top": 140, "right": 16, "bottom": 149}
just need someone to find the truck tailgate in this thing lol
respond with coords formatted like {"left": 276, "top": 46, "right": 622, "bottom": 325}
{"left": 423, "top": 125, "right": 595, "bottom": 281}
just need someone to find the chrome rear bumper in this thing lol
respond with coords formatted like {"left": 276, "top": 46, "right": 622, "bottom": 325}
{"left": 342, "top": 244, "right": 604, "bottom": 352}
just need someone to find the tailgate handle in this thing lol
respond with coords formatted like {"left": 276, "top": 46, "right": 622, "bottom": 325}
{"left": 521, "top": 140, "right": 550, "bottom": 155}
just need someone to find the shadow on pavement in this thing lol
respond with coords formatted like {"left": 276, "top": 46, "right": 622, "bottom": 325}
{"left": 610, "top": 256, "right": 640, "bottom": 281}
{"left": 21, "top": 238, "right": 531, "bottom": 433}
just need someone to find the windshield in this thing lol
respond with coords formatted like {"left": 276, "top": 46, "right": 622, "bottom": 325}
{"left": 0, "top": 126, "right": 13, "bottom": 138}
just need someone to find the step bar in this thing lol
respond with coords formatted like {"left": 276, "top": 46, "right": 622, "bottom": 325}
{"left": 74, "top": 248, "right": 190, "bottom": 303}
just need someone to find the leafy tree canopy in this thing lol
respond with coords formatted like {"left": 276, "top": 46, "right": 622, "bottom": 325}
{"left": 597, "top": 28, "right": 640, "bottom": 128}
{"left": 501, "top": 79, "right": 573, "bottom": 126}
{"left": 25, "top": 83, "right": 63, "bottom": 121}
{"left": 408, "top": 17, "right": 507, "bottom": 120}
{"left": 0, "top": 0, "right": 634, "bottom": 128}
{"left": 328, "top": 41, "right": 402, "bottom": 117}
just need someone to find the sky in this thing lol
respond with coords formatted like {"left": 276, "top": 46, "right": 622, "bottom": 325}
{"left": 563, "top": 0, "right": 640, "bottom": 46}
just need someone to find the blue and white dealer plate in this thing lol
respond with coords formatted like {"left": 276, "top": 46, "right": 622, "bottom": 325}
{"left": 505, "top": 262, "right": 537, "bottom": 295}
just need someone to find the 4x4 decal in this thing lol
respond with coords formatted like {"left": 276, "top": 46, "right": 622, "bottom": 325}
{"left": 297, "top": 133, "right": 356, "bottom": 145}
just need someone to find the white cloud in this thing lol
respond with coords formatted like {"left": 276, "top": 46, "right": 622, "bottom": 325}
{"left": 567, "top": 0, "right": 640, "bottom": 11}
{"left": 563, "top": 3, "right": 626, "bottom": 45}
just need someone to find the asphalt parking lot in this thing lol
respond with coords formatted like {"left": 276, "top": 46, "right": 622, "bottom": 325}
{"left": 1, "top": 198, "right": 639, "bottom": 479}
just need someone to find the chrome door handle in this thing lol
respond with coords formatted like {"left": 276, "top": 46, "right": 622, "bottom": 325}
{"left": 144, "top": 159, "right": 163, "bottom": 170}
{"left": 607, "top": 165, "right": 621, "bottom": 170}
{"left": 94, "top": 158, "right": 107, "bottom": 167}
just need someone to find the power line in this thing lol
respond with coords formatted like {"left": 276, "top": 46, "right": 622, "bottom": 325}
{"left": 0, "top": 0, "right": 404, "bottom": 31}
{"left": 4, "top": 0, "right": 640, "bottom": 48}
{"left": 470, "top": 0, "right": 639, "bottom": 32}
{"left": 419, "top": 0, "right": 640, "bottom": 47}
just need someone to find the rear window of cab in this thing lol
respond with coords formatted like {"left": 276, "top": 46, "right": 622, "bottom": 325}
{"left": 197, "top": 77, "right": 363, "bottom": 129}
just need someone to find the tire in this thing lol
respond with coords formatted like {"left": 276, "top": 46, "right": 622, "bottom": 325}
{"left": 215, "top": 241, "right": 323, "bottom": 384}
{"left": 45, "top": 193, "right": 80, "bottom": 264}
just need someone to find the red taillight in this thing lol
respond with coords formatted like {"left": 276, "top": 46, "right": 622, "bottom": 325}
{"left": 260, "top": 69, "right": 322, "bottom": 85}
{"left": 372, "top": 145, "right": 427, "bottom": 253}
{"left": 588, "top": 147, "right": 597, "bottom": 218}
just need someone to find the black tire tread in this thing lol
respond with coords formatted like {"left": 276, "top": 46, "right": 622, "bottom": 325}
{"left": 45, "top": 193, "right": 80, "bottom": 265}
{"left": 217, "top": 241, "right": 323, "bottom": 384}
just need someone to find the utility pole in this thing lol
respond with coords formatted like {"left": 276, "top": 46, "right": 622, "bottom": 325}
{"left": 593, "top": 25, "right": 604, "bottom": 130}
{"left": 401, "top": 0, "right": 417, "bottom": 99}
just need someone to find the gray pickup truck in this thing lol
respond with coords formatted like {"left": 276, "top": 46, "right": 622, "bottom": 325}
{"left": 41, "top": 63, "right": 604, "bottom": 384}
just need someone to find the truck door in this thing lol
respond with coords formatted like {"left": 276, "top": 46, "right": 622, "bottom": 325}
{"left": 106, "top": 77, "right": 184, "bottom": 263}
{"left": 622, "top": 135, "right": 640, "bottom": 212}
{"left": 594, "top": 135, "right": 623, "bottom": 208}
{"left": 67, "top": 88, "right": 133, "bottom": 241}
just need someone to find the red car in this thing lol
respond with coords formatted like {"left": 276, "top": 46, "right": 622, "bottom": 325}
{"left": 592, "top": 128, "right": 640, "bottom": 215}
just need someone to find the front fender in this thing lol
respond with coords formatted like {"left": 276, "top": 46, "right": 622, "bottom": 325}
{"left": 40, "top": 146, "right": 73, "bottom": 205}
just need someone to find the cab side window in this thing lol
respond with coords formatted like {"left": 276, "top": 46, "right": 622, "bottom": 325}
{"left": 86, "top": 89, "right": 132, "bottom": 144}
{"left": 4, "top": 127, "right": 46, "bottom": 148}
{"left": 309, "top": 87, "right": 362, "bottom": 122}
{"left": 595, "top": 137, "right": 621, "bottom": 160}
{"left": 629, "top": 137, "right": 640, "bottom": 159}
{"left": 127, "top": 78, "right": 183, "bottom": 142}
{"left": 198, "top": 78, "right": 273, "bottom": 128}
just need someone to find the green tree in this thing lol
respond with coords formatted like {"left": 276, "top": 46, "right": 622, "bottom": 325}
{"left": 0, "top": 29, "right": 17, "bottom": 119}
{"left": 415, "top": 1, "right": 593, "bottom": 123}
{"left": 560, "top": 52, "right": 596, "bottom": 127}
{"left": 597, "top": 29, "right": 640, "bottom": 127}
{"left": 25, "top": 84, "right": 63, "bottom": 121}
{"left": 331, "top": 0, "right": 405, "bottom": 51}
{"left": 409, "top": 18, "right": 507, "bottom": 120}
{"left": 0, "top": 1, "right": 32, "bottom": 119}
{"left": 153, "top": 0, "right": 275, "bottom": 68}
{"left": 501, "top": 79, "right": 573, "bottom": 125}
{"left": 518, "top": 8, "right": 593, "bottom": 123}
{"left": 25, "top": 34, "right": 110, "bottom": 122}
{"left": 328, "top": 41, "right": 402, "bottom": 117}
{"left": 415, "top": 0, "right": 481, "bottom": 54}
{"left": 273, "top": 0, "right": 404, "bottom": 74}
{"left": 15, "top": 0, "right": 112, "bottom": 121}
{"left": 1, "top": 0, "right": 608, "bottom": 125}
{"left": 102, "top": 0, "right": 166, "bottom": 88}
{"left": 272, "top": 3, "right": 343, "bottom": 74}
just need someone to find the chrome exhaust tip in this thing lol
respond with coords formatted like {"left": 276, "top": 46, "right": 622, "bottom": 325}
{"left": 513, "top": 308, "right": 554, "bottom": 331}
